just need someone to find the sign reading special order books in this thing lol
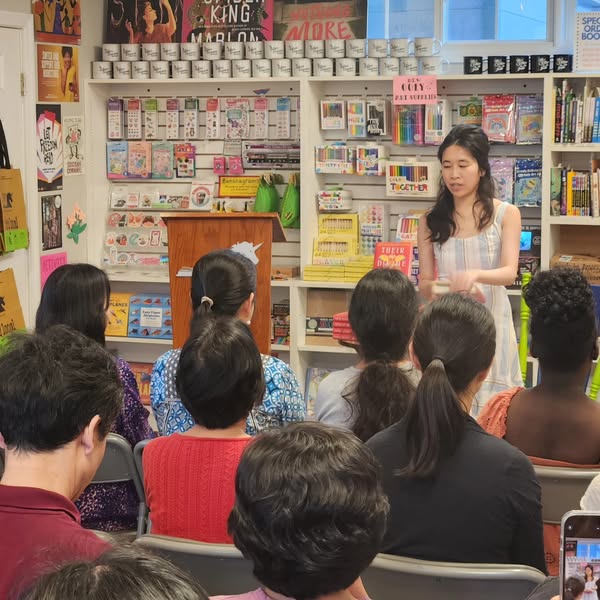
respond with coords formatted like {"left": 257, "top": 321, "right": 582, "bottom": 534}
{"left": 575, "top": 12, "right": 600, "bottom": 73}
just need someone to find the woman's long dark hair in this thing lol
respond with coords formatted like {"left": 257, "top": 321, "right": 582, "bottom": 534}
{"left": 426, "top": 124, "right": 494, "bottom": 245}
{"left": 35, "top": 264, "right": 111, "bottom": 346}
{"left": 344, "top": 269, "right": 419, "bottom": 442}
{"left": 400, "top": 294, "right": 496, "bottom": 478}
{"left": 189, "top": 249, "right": 256, "bottom": 335}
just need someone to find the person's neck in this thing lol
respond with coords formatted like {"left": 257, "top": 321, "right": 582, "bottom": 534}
{"left": 1, "top": 447, "right": 79, "bottom": 500}
{"left": 182, "top": 419, "right": 249, "bottom": 439}
{"left": 262, "top": 587, "right": 360, "bottom": 600}
{"left": 145, "top": 21, "right": 154, "bottom": 34}
{"left": 457, "top": 388, "right": 476, "bottom": 414}
{"left": 452, "top": 194, "right": 478, "bottom": 217}
{"left": 535, "top": 365, "right": 590, "bottom": 397}
{"left": 355, "top": 356, "right": 411, "bottom": 370}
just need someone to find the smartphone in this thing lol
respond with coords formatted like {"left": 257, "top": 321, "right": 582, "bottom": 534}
{"left": 560, "top": 511, "right": 600, "bottom": 599}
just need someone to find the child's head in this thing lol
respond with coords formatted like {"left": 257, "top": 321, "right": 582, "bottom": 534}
{"left": 403, "top": 294, "right": 496, "bottom": 477}
{"left": 229, "top": 422, "right": 389, "bottom": 600}
{"left": 346, "top": 268, "right": 419, "bottom": 441}
{"left": 565, "top": 574, "right": 585, "bottom": 600}
{"left": 190, "top": 250, "right": 256, "bottom": 331}
{"left": 35, "top": 264, "right": 111, "bottom": 346}
{"left": 176, "top": 314, "right": 264, "bottom": 429}
{"left": 524, "top": 267, "right": 598, "bottom": 373}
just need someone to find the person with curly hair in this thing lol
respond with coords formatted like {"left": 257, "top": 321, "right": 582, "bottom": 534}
{"left": 214, "top": 422, "right": 389, "bottom": 600}
{"left": 478, "top": 266, "right": 600, "bottom": 575}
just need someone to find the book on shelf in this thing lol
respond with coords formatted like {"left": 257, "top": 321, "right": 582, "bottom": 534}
{"left": 129, "top": 362, "right": 153, "bottom": 405}
{"left": 374, "top": 242, "right": 413, "bottom": 276}
{"left": 105, "top": 292, "right": 131, "bottom": 337}
{"left": 554, "top": 81, "right": 600, "bottom": 144}
{"left": 551, "top": 167, "right": 596, "bottom": 217}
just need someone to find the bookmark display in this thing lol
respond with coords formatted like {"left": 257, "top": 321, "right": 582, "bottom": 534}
{"left": 165, "top": 98, "right": 179, "bottom": 140}
{"left": 320, "top": 100, "right": 346, "bottom": 130}
{"left": 275, "top": 97, "right": 292, "bottom": 139}
{"left": 184, "top": 97, "right": 199, "bottom": 139}
{"left": 126, "top": 98, "right": 142, "bottom": 140}
{"left": 254, "top": 97, "right": 269, "bottom": 140}
{"left": 108, "top": 97, "right": 124, "bottom": 140}
{"left": 144, "top": 98, "right": 159, "bottom": 140}
{"left": 206, "top": 97, "right": 220, "bottom": 139}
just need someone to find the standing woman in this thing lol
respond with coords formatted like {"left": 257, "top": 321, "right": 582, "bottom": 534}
{"left": 418, "top": 124, "right": 523, "bottom": 416}
{"left": 35, "top": 264, "right": 154, "bottom": 532}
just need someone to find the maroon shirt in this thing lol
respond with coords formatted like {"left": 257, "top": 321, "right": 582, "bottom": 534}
{"left": 0, "top": 484, "right": 110, "bottom": 599}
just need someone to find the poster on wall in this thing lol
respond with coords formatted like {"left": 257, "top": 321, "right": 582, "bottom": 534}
{"left": 181, "top": 0, "right": 273, "bottom": 42}
{"left": 32, "top": 0, "right": 82, "bottom": 45}
{"left": 575, "top": 12, "right": 600, "bottom": 72}
{"left": 106, "top": 0, "right": 183, "bottom": 43}
{"left": 273, "top": 0, "right": 366, "bottom": 40}
{"left": 36, "top": 104, "right": 63, "bottom": 192}
{"left": 63, "top": 116, "right": 84, "bottom": 176}
{"left": 41, "top": 194, "right": 63, "bottom": 251}
{"left": 40, "top": 252, "right": 68, "bottom": 289}
{"left": 37, "top": 44, "right": 79, "bottom": 103}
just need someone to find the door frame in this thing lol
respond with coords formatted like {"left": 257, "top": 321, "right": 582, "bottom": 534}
{"left": 0, "top": 11, "right": 40, "bottom": 324}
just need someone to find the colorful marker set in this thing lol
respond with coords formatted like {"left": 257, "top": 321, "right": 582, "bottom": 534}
{"left": 315, "top": 143, "right": 356, "bottom": 174}
{"left": 320, "top": 100, "right": 346, "bottom": 130}
{"left": 386, "top": 160, "right": 440, "bottom": 197}
{"left": 393, "top": 105, "right": 425, "bottom": 145}
{"left": 355, "top": 144, "right": 388, "bottom": 176}
{"left": 424, "top": 100, "right": 452, "bottom": 145}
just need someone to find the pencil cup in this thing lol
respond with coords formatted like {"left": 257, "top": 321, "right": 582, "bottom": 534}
{"left": 314, "top": 58, "right": 334, "bottom": 77}
{"left": 252, "top": 58, "right": 271, "bottom": 77}
{"left": 421, "top": 56, "right": 449, "bottom": 75}
{"left": 272, "top": 58, "right": 292, "bottom": 77}
{"left": 400, "top": 57, "right": 419, "bottom": 75}
{"left": 213, "top": 59, "right": 232, "bottom": 78}
{"left": 113, "top": 61, "right": 131, "bottom": 79}
{"left": 245, "top": 41, "right": 264, "bottom": 59}
{"left": 367, "top": 39, "right": 388, "bottom": 58}
{"left": 180, "top": 43, "right": 201, "bottom": 61}
{"left": 346, "top": 39, "right": 366, "bottom": 58}
{"left": 265, "top": 40, "right": 285, "bottom": 59}
{"left": 224, "top": 42, "right": 244, "bottom": 60}
{"left": 161, "top": 43, "right": 179, "bottom": 61}
{"left": 232, "top": 59, "right": 251, "bottom": 78}
{"left": 102, "top": 44, "right": 121, "bottom": 62}
{"left": 336, "top": 58, "right": 356, "bottom": 77}
{"left": 203, "top": 42, "right": 223, "bottom": 61}
{"left": 379, "top": 57, "right": 400, "bottom": 75}
{"left": 292, "top": 58, "right": 311, "bottom": 76}
{"left": 358, "top": 57, "right": 379, "bottom": 76}
{"left": 141, "top": 43, "right": 160, "bottom": 61}
{"left": 131, "top": 61, "right": 150, "bottom": 79}
{"left": 150, "top": 61, "right": 169, "bottom": 79}
{"left": 93, "top": 61, "right": 112, "bottom": 79}
{"left": 390, "top": 38, "right": 414, "bottom": 58}
{"left": 172, "top": 60, "right": 192, "bottom": 79}
{"left": 192, "top": 60, "right": 211, "bottom": 78}
{"left": 285, "top": 40, "right": 304, "bottom": 58}
{"left": 305, "top": 40, "right": 325, "bottom": 59}
{"left": 121, "top": 43, "right": 140, "bottom": 61}
{"left": 325, "top": 39, "right": 345, "bottom": 59}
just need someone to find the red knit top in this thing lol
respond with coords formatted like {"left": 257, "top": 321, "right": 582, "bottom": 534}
{"left": 143, "top": 434, "right": 251, "bottom": 543}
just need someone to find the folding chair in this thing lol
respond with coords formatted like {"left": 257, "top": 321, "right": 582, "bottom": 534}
{"left": 133, "top": 438, "right": 153, "bottom": 534}
{"left": 533, "top": 464, "right": 599, "bottom": 524}
{"left": 362, "top": 553, "right": 546, "bottom": 600}
{"left": 92, "top": 433, "right": 147, "bottom": 537}
{"left": 135, "top": 534, "right": 258, "bottom": 595}
{"left": 0, "top": 447, "right": 4, "bottom": 479}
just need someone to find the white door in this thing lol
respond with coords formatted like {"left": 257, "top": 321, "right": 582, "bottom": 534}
{"left": 0, "top": 15, "right": 38, "bottom": 326}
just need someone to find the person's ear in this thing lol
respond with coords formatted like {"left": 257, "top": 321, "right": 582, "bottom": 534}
{"left": 239, "top": 293, "right": 255, "bottom": 324}
{"left": 80, "top": 415, "right": 102, "bottom": 456}
{"left": 476, "top": 365, "right": 491, "bottom": 384}
{"left": 409, "top": 341, "right": 422, "bottom": 371}
{"left": 592, "top": 339, "right": 599, "bottom": 361}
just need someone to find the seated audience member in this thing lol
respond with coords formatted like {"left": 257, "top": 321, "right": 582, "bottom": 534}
{"left": 36, "top": 264, "right": 154, "bottom": 532}
{"left": 367, "top": 294, "right": 546, "bottom": 573}
{"left": 315, "top": 269, "right": 420, "bottom": 441}
{"left": 144, "top": 314, "right": 263, "bottom": 543}
{"left": 213, "top": 421, "right": 388, "bottom": 600}
{"left": 0, "top": 327, "right": 123, "bottom": 599}
{"left": 151, "top": 249, "right": 304, "bottom": 436}
{"left": 19, "top": 546, "right": 209, "bottom": 600}
{"left": 478, "top": 267, "right": 600, "bottom": 574}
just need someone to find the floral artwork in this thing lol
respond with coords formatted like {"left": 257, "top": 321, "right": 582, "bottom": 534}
{"left": 66, "top": 203, "right": 86, "bottom": 244}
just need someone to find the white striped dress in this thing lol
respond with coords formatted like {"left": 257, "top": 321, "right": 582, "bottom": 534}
{"left": 433, "top": 202, "right": 523, "bottom": 417}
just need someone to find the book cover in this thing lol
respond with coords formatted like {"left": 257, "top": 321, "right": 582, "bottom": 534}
{"left": 128, "top": 362, "right": 153, "bottom": 405}
{"left": 106, "top": 141, "right": 128, "bottom": 179}
{"left": 151, "top": 142, "right": 174, "bottom": 179}
{"left": 373, "top": 242, "right": 413, "bottom": 276}
{"left": 515, "top": 95, "right": 543, "bottom": 145}
{"left": 514, "top": 158, "right": 542, "bottom": 207}
{"left": 127, "top": 141, "right": 151, "bottom": 179}
{"left": 550, "top": 166, "right": 562, "bottom": 216}
{"left": 106, "top": 292, "right": 131, "bottom": 337}
{"left": 482, "top": 94, "right": 516, "bottom": 144}
{"left": 304, "top": 367, "right": 336, "bottom": 419}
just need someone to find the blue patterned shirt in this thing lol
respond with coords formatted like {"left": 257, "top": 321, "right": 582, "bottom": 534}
{"left": 151, "top": 350, "right": 306, "bottom": 436}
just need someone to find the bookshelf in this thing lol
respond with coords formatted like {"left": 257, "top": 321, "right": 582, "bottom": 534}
{"left": 86, "top": 73, "right": 546, "bottom": 391}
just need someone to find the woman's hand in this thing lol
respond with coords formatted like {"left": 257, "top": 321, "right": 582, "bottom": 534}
{"left": 449, "top": 271, "right": 485, "bottom": 303}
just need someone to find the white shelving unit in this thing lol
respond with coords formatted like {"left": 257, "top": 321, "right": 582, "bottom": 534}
{"left": 86, "top": 73, "right": 549, "bottom": 388}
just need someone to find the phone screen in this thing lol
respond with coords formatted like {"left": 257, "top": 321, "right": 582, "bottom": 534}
{"left": 520, "top": 231, "right": 532, "bottom": 252}
{"left": 562, "top": 513, "right": 600, "bottom": 599}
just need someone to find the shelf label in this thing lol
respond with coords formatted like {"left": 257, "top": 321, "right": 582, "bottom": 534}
{"left": 218, "top": 176, "right": 260, "bottom": 198}
{"left": 393, "top": 76, "right": 438, "bottom": 105}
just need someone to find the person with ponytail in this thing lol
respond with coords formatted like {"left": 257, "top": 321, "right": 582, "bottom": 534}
{"left": 367, "top": 293, "right": 545, "bottom": 573}
{"left": 151, "top": 249, "right": 304, "bottom": 437}
{"left": 315, "top": 269, "right": 419, "bottom": 442}
{"left": 418, "top": 124, "right": 523, "bottom": 416}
